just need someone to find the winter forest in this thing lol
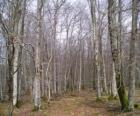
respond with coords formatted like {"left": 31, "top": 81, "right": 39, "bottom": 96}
{"left": 0, "top": 0, "right": 140, "bottom": 115}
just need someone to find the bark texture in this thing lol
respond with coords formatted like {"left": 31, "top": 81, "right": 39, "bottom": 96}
{"left": 108, "top": 0, "right": 128, "bottom": 110}
{"left": 90, "top": 0, "right": 101, "bottom": 98}
{"left": 34, "top": 0, "right": 43, "bottom": 110}
{"left": 128, "top": 0, "right": 138, "bottom": 111}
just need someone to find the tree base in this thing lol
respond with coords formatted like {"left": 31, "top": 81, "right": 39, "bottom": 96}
{"left": 33, "top": 106, "right": 40, "bottom": 111}
{"left": 15, "top": 101, "right": 23, "bottom": 108}
{"left": 108, "top": 95, "right": 118, "bottom": 101}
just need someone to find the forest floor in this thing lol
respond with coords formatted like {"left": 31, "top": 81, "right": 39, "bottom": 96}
{"left": 1, "top": 90, "right": 140, "bottom": 116}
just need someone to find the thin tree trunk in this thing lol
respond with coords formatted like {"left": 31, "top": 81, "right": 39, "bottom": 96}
{"left": 79, "top": 44, "right": 82, "bottom": 92}
{"left": 102, "top": 57, "right": 108, "bottom": 94}
{"left": 46, "top": 55, "right": 53, "bottom": 102}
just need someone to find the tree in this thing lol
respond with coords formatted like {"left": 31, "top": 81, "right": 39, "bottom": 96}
{"left": 34, "top": 0, "right": 44, "bottom": 111}
{"left": 89, "top": 0, "right": 101, "bottom": 99}
{"left": 108, "top": 0, "right": 128, "bottom": 110}
{"left": 128, "top": 0, "right": 138, "bottom": 111}
{"left": 97, "top": 0, "right": 108, "bottom": 94}
{"left": 13, "top": 0, "right": 27, "bottom": 106}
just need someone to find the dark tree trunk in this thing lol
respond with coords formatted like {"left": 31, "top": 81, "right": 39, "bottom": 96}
{"left": 108, "top": 0, "right": 128, "bottom": 110}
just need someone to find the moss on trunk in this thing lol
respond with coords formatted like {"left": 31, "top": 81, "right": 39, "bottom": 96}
{"left": 116, "top": 72, "right": 128, "bottom": 110}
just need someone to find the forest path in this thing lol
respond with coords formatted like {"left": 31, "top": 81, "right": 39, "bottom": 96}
{"left": 13, "top": 90, "right": 140, "bottom": 116}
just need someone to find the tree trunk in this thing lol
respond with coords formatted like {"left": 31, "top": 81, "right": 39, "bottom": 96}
{"left": 90, "top": 0, "right": 101, "bottom": 99}
{"left": 34, "top": 77, "right": 41, "bottom": 110}
{"left": 102, "top": 57, "right": 108, "bottom": 94}
{"left": 128, "top": 0, "right": 138, "bottom": 111}
{"left": 108, "top": 0, "right": 128, "bottom": 110}
{"left": 12, "top": 0, "right": 25, "bottom": 106}
{"left": 79, "top": 49, "right": 82, "bottom": 92}
{"left": 46, "top": 55, "right": 53, "bottom": 102}
{"left": 17, "top": 0, "right": 26, "bottom": 106}
{"left": 111, "top": 63, "right": 117, "bottom": 97}
{"left": 7, "top": 42, "right": 14, "bottom": 100}
{"left": 34, "top": 0, "right": 43, "bottom": 110}
{"left": 13, "top": 41, "right": 20, "bottom": 106}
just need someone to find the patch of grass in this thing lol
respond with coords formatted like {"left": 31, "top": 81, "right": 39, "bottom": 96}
{"left": 32, "top": 106, "right": 40, "bottom": 112}
{"left": 96, "top": 98, "right": 103, "bottom": 102}
{"left": 101, "top": 92, "right": 108, "bottom": 96}
{"left": 108, "top": 96, "right": 118, "bottom": 101}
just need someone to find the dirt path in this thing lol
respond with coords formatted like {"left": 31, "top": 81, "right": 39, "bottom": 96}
{"left": 9, "top": 90, "right": 140, "bottom": 116}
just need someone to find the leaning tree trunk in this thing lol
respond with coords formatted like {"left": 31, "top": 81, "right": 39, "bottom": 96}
{"left": 108, "top": 0, "right": 128, "bottom": 110}
{"left": 128, "top": 0, "right": 138, "bottom": 111}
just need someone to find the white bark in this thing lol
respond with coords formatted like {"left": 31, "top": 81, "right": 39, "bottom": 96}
{"left": 34, "top": 78, "right": 41, "bottom": 108}
{"left": 13, "top": 41, "right": 20, "bottom": 106}
{"left": 112, "top": 63, "right": 117, "bottom": 97}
